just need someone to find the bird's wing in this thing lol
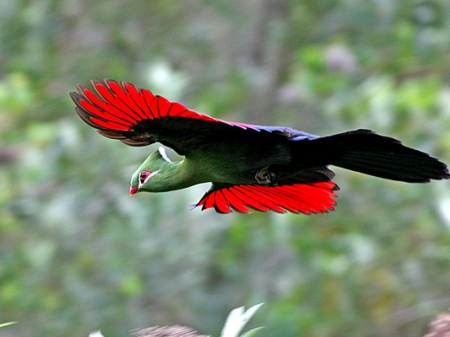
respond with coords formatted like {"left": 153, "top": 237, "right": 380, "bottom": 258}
{"left": 70, "top": 79, "right": 290, "bottom": 155}
{"left": 193, "top": 181, "right": 338, "bottom": 214}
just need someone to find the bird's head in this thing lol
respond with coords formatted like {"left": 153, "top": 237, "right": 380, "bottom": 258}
{"left": 129, "top": 147, "right": 175, "bottom": 194}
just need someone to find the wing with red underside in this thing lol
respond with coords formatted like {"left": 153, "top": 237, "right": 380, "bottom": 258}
{"left": 70, "top": 79, "right": 262, "bottom": 154}
{"left": 193, "top": 182, "right": 338, "bottom": 214}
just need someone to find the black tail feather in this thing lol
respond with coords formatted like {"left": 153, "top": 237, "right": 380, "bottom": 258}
{"left": 304, "top": 129, "right": 450, "bottom": 183}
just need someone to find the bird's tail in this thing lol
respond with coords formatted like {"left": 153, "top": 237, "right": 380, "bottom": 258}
{"left": 299, "top": 129, "right": 449, "bottom": 183}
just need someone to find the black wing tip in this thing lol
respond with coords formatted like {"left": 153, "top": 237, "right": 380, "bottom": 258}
{"left": 69, "top": 91, "right": 80, "bottom": 100}
{"left": 192, "top": 201, "right": 336, "bottom": 215}
{"left": 418, "top": 155, "right": 450, "bottom": 182}
{"left": 99, "top": 78, "right": 119, "bottom": 90}
{"left": 97, "top": 78, "right": 134, "bottom": 92}
{"left": 437, "top": 168, "right": 450, "bottom": 181}
{"left": 70, "top": 81, "right": 130, "bottom": 133}
{"left": 120, "top": 139, "right": 151, "bottom": 147}
{"left": 74, "top": 106, "right": 98, "bottom": 128}
{"left": 75, "top": 83, "right": 89, "bottom": 95}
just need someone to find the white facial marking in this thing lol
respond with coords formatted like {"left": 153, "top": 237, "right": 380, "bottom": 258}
{"left": 158, "top": 146, "right": 172, "bottom": 163}
{"left": 139, "top": 170, "right": 160, "bottom": 187}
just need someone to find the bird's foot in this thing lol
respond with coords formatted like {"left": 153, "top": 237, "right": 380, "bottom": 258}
{"left": 255, "top": 166, "right": 276, "bottom": 185}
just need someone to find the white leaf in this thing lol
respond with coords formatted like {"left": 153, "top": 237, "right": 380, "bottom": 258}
{"left": 221, "top": 303, "right": 264, "bottom": 337}
{"left": 89, "top": 330, "right": 104, "bottom": 337}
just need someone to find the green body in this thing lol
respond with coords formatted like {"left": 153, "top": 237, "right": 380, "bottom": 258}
{"left": 130, "top": 144, "right": 294, "bottom": 193}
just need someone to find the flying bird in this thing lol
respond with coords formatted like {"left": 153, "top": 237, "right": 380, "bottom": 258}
{"left": 70, "top": 79, "right": 449, "bottom": 214}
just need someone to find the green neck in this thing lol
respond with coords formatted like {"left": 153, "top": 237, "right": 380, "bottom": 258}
{"left": 146, "top": 160, "right": 194, "bottom": 192}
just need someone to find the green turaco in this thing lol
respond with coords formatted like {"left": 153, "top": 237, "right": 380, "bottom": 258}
{"left": 70, "top": 79, "right": 449, "bottom": 214}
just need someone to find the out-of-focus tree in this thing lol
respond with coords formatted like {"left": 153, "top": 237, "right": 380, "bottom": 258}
{"left": 0, "top": 1, "right": 450, "bottom": 337}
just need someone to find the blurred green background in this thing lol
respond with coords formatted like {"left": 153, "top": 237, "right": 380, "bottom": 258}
{"left": 1, "top": 0, "right": 450, "bottom": 336}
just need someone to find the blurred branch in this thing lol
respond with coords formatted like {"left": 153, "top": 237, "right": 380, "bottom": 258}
{"left": 424, "top": 313, "right": 450, "bottom": 337}
{"left": 133, "top": 325, "right": 209, "bottom": 337}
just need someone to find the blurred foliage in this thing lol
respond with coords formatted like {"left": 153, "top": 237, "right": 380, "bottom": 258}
{"left": 1, "top": 0, "right": 450, "bottom": 337}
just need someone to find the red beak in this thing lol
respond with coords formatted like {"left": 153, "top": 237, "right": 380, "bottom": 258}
{"left": 129, "top": 186, "right": 139, "bottom": 195}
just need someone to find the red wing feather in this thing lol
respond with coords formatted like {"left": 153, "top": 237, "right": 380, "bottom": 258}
{"left": 219, "top": 189, "right": 252, "bottom": 213}
{"left": 212, "top": 190, "right": 233, "bottom": 214}
{"left": 71, "top": 79, "right": 259, "bottom": 140}
{"left": 227, "top": 186, "right": 271, "bottom": 212}
{"left": 194, "top": 182, "right": 338, "bottom": 214}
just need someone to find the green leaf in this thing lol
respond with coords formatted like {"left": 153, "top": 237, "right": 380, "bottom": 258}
{"left": 240, "top": 327, "right": 265, "bottom": 337}
{"left": 0, "top": 322, "right": 17, "bottom": 328}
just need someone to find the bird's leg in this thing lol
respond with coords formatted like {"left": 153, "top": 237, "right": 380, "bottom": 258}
{"left": 255, "top": 166, "right": 276, "bottom": 185}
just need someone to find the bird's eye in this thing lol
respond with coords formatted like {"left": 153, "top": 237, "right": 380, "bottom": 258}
{"left": 139, "top": 170, "right": 151, "bottom": 184}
